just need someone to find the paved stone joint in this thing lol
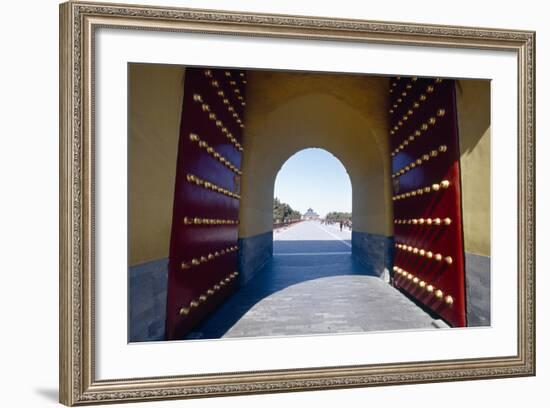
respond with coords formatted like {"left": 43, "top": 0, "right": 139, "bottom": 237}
{"left": 187, "top": 221, "right": 443, "bottom": 339}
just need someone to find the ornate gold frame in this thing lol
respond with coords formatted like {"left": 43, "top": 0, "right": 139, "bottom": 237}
{"left": 59, "top": 1, "right": 536, "bottom": 405}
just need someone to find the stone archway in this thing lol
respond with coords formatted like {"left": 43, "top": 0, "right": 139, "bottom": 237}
{"left": 237, "top": 71, "right": 394, "bottom": 284}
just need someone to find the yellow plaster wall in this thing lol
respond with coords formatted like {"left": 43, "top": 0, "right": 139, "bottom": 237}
{"left": 128, "top": 64, "right": 185, "bottom": 266}
{"left": 456, "top": 80, "right": 491, "bottom": 256}
{"left": 238, "top": 71, "right": 393, "bottom": 238}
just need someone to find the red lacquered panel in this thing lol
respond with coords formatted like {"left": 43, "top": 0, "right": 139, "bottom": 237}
{"left": 165, "top": 68, "right": 247, "bottom": 340}
{"left": 389, "top": 77, "right": 467, "bottom": 327}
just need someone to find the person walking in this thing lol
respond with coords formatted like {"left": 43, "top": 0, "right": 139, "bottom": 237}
{"left": 339, "top": 220, "right": 343, "bottom": 231}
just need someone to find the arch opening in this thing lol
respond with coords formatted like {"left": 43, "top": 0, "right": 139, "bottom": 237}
{"left": 272, "top": 147, "right": 353, "bottom": 254}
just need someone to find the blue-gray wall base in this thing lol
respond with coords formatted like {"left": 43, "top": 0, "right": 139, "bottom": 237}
{"left": 127, "top": 237, "right": 490, "bottom": 341}
{"left": 465, "top": 252, "right": 491, "bottom": 327}
{"left": 238, "top": 231, "right": 273, "bottom": 285}
{"left": 128, "top": 258, "right": 168, "bottom": 342}
{"left": 351, "top": 231, "right": 395, "bottom": 278}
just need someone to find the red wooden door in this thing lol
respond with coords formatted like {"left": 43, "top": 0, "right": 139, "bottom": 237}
{"left": 389, "top": 77, "right": 467, "bottom": 327}
{"left": 165, "top": 67, "right": 246, "bottom": 340}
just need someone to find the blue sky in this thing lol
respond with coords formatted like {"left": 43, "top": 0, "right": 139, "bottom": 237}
{"left": 274, "top": 148, "right": 352, "bottom": 218}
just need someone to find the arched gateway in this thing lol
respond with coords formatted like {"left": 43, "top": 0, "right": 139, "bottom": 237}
{"left": 128, "top": 65, "right": 491, "bottom": 341}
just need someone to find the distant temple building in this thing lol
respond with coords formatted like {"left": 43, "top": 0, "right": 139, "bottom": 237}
{"left": 302, "top": 208, "right": 319, "bottom": 220}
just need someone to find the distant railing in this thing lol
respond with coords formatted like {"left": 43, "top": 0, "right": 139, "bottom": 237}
{"left": 273, "top": 219, "right": 302, "bottom": 230}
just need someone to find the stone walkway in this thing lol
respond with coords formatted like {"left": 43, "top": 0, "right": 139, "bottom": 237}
{"left": 186, "top": 221, "right": 445, "bottom": 340}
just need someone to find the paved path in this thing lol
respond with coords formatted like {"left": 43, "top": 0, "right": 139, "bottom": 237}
{"left": 186, "top": 221, "right": 444, "bottom": 340}
{"left": 273, "top": 220, "right": 352, "bottom": 253}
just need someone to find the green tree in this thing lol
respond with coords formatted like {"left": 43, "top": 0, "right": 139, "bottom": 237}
{"left": 325, "top": 211, "right": 352, "bottom": 222}
{"left": 273, "top": 197, "right": 302, "bottom": 223}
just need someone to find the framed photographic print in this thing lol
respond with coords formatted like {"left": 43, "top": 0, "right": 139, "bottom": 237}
{"left": 59, "top": 1, "right": 535, "bottom": 405}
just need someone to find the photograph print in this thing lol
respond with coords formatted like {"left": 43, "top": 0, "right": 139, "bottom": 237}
{"left": 128, "top": 64, "right": 490, "bottom": 342}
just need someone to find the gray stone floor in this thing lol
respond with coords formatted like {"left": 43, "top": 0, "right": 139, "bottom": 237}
{"left": 186, "top": 221, "right": 445, "bottom": 340}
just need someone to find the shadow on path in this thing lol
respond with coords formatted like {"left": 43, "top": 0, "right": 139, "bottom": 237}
{"left": 274, "top": 239, "right": 351, "bottom": 253}
{"left": 186, "top": 221, "right": 440, "bottom": 340}
{"left": 186, "top": 239, "right": 376, "bottom": 339}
